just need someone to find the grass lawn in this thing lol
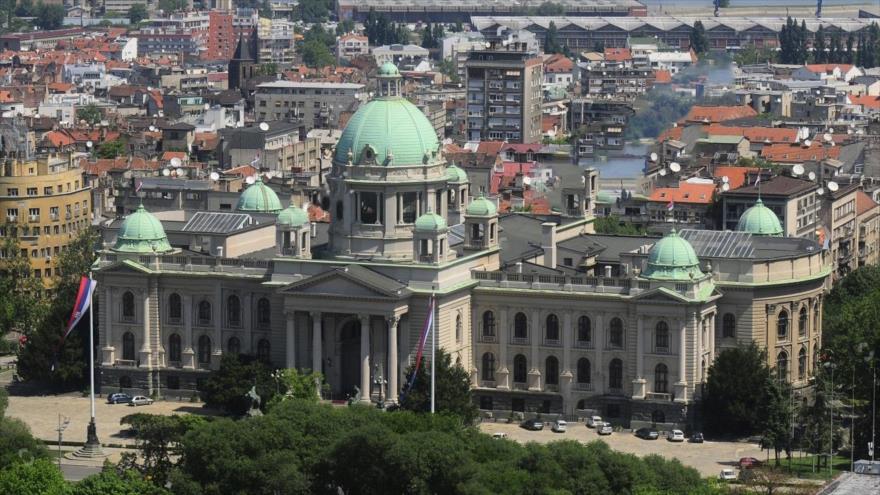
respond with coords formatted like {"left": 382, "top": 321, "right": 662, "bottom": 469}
{"left": 779, "top": 453, "right": 850, "bottom": 480}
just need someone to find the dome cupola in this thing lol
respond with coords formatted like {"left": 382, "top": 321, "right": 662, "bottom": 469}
{"left": 277, "top": 204, "right": 309, "bottom": 227}
{"left": 736, "top": 198, "right": 783, "bottom": 236}
{"left": 446, "top": 163, "right": 469, "bottom": 184}
{"left": 642, "top": 229, "right": 703, "bottom": 280}
{"left": 466, "top": 195, "right": 497, "bottom": 218}
{"left": 236, "top": 178, "right": 282, "bottom": 213}
{"left": 414, "top": 212, "right": 447, "bottom": 232}
{"left": 113, "top": 204, "right": 173, "bottom": 253}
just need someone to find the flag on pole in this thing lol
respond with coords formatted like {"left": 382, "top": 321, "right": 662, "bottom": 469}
{"left": 402, "top": 295, "right": 435, "bottom": 396}
{"left": 251, "top": 152, "right": 261, "bottom": 166}
{"left": 64, "top": 276, "right": 96, "bottom": 342}
{"left": 754, "top": 175, "right": 761, "bottom": 187}
{"left": 667, "top": 200, "right": 674, "bottom": 211}
{"left": 135, "top": 180, "right": 143, "bottom": 193}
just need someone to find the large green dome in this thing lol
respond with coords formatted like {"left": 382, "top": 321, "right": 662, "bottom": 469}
{"left": 736, "top": 198, "right": 783, "bottom": 236}
{"left": 377, "top": 62, "right": 400, "bottom": 76}
{"left": 642, "top": 229, "right": 703, "bottom": 281}
{"left": 466, "top": 196, "right": 497, "bottom": 217}
{"left": 113, "top": 204, "right": 173, "bottom": 254}
{"left": 414, "top": 212, "right": 447, "bottom": 232}
{"left": 333, "top": 97, "right": 440, "bottom": 167}
{"left": 277, "top": 204, "right": 309, "bottom": 227}
{"left": 236, "top": 178, "right": 282, "bottom": 213}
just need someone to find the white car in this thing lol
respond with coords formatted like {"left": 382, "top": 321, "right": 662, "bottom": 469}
{"left": 586, "top": 416, "right": 603, "bottom": 428}
{"left": 667, "top": 429, "right": 685, "bottom": 442}
{"left": 718, "top": 468, "right": 737, "bottom": 481}
{"left": 551, "top": 420, "right": 567, "bottom": 433}
{"left": 597, "top": 423, "right": 613, "bottom": 435}
{"left": 492, "top": 432, "right": 508, "bottom": 439}
{"left": 128, "top": 396, "right": 154, "bottom": 407}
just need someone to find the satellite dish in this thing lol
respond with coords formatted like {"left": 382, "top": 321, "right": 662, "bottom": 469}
{"left": 823, "top": 133, "right": 833, "bottom": 142}
{"left": 808, "top": 171, "right": 816, "bottom": 181}
{"left": 803, "top": 139, "right": 812, "bottom": 148}
{"left": 792, "top": 164, "right": 805, "bottom": 176}
{"left": 148, "top": 125, "right": 156, "bottom": 132}
{"left": 245, "top": 176, "right": 256, "bottom": 185}
{"left": 669, "top": 162, "right": 681, "bottom": 173}
{"left": 259, "top": 122, "right": 270, "bottom": 131}
{"left": 722, "top": 176, "right": 729, "bottom": 184}
{"left": 176, "top": 168, "right": 185, "bottom": 177}
{"left": 522, "top": 176, "right": 532, "bottom": 185}
{"left": 86, "top": 140, "right": 93, "bottom": 148}
{"left": 209, "top": 172, "right": 220, "bottom": 181}
{"left": 721, "top": 183, "right": 730, "bottom": 191}
{"left": 169, "top": 157, "right": 182, "bottom": 168}
{"left": 827, "top": 128, "right": 834, "bottom": 134}
{"left": 827, "top": 181, "right": 839, "bottom": 192}
{"left": 659, "top": 168, "right": 668, "bottom": 176}
{"left": 650, "top": 152, "right": 658, "bottom": 162}
{"left": 817, "top": 187, "right": 825, "bottom": 195}
{"left": 162, "top": 168, "right": 171, "bottom": 176}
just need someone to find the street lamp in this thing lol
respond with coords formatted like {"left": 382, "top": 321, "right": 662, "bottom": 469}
{"left": 866, "top": 350, "right": 877, "bottom": 463}
{"left": 55, "top": 414, "right": 70, "bottom": 469}
{"left": 373, "top": 363, "right": 387, "bottom": 409}
{"left": 824, "top": 356, "right": 835, "bottom": 476}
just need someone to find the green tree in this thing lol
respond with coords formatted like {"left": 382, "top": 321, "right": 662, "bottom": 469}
{"left": 157, "top": 0, "right": 186, "bottom": 12}
{"left": 845, "top": 32, "right": 855, "bottom": 64}
{"left": 335, "top": 19, "right": 354, "bottom": 36}
{"left": 703, "top": 343, "right": 773, "bottom": 437}
{"left": 829, "top": 31, "right": 843, "bottom": 64}
{"left": 0, "top": 458, "right": 67, "bottom": 495}
{"left": 128, "top": 3, "right": 147, "bottom": 24}
{"left": 689, "top": 20, "right": 709, "bottom": 55}
{"left": 594, "top": 215, "right": 646, "bottom": 235}
{"left": 268, "top": 368, "right": 323, "bottom": 406}
{"left": 76, "top": 104, "right": 102, "bottom": 126}
{"left": 120, "top": 413, "right": 207, "bottom": 486}
{"left": 32, "top": 2, "right": 65, "bottom": 30}
{"left": 0, "top": 222, "right": 47, "bottom": 338}
{"left": 301, "top": 40, "right": 335, "bottom": 68}
{"left": 760, "top": 378, "right": 792, "bottom": 466}
{"left": 544, "top": 21, "right": 563, "bottom": 54}
{"left": 298, "top": 0, "right": 331, "bottom": 23}
{"left": 420, "top": 21, "right": 434, "bottom": 49}
{"left": 96, "top": 140, "right": 126, "bottom": 159}
{"left": 534, "top": 1, "right": 565, "bottom": 15}
{"left": 14, "top": 0, "right": 32, "bottom": 17}
{"left": 255, "top": 63, "right": 279, "bottom": 76}
{"left": 0, "top": 390, "right": 49, "bottom": 470}
{"left": 200, "top": 354, "right": 277, "bottom": 415}
{"left": 398, "top": 348, "right": 478, "bottom": 424}
{"left": 72, "top": 468, "right": 171, "bottom": 495}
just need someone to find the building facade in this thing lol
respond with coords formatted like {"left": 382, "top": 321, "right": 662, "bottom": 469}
{"left": 254, "top": 81, "right": 366, "bottom": 130}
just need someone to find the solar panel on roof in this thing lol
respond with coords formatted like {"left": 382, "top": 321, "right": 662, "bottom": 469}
{"left": 182, "top": 212, "right": 253, "bottom": 234}
{"left": 679, "top": 229, "right": 755, "bottom": 259}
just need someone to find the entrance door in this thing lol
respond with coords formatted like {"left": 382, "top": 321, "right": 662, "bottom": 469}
{"left": 339, "top": 320, "right": 361, "bottom": 399}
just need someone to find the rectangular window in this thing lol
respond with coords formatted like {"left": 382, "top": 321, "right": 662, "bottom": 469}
{"left": 44, "top": 186, "right": 53, "bottom": 195}
{"left": 358, "top": 192, "right": 379, "bottom": 224}
{"left": 7, "top": 188, "right": 17, "bottom": 196}
{"left": 6, "top": 208, "right": 18, "bottom": 219}
{"left": 26, "top": 187, "right": 37, "bottom": 196}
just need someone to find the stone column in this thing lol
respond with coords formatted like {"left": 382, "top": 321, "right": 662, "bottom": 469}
{"left": 496, "top": 308, "right": 509, "bottom": 390}
{"left": 527, "top": 309, "right": 541, "bottom": 391}
{"left": 359, "top": 314, "right": 371, "bottom": 403}
{"left": 212, "top": 287, "right": 222, "bottom": 369}
{"left": 101, "top": 287, "right": 115, "bottom": 365}
{"left": 285, "top": 312, "right": 296, "bottom": 369}
{"left": 595, "top": 313, "right": 604, "bottom": 394}
{"left": 632, "top": 315, "right": 646, "bottom": 399}
{"left": 182, "top": 294, "right": 195, "bottom": 369}
{"left": 674, "top": 318, "right": 688, "bottom": 403}
{"left": 311, "top": 312, "right": 322, "bottom": 398}
{"left": 387, "top": 315, "right": 399, "bottom": 404}
{"left": 560, "top": 311, "right": 573, "bottom": 411}
{"left": 710, "top": 312, "right": 716, "bottom": 362}
{"left": 243, "top": 294, "right": 253, "bottom": 354}
{"left": 139, "top": 289, "right": 151, "bottom": 368}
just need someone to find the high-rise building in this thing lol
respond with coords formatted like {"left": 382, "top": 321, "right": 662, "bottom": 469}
{"left": 465, "top": 41, "right": 543, "bottom": 143}
{"left": 204, "top": 11, "right": 236, "bottom": 61}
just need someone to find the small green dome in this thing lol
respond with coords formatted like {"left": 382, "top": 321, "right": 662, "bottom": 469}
{"left": 446, "top": 164, "right": 468, "bottom": 184}
{"left": 277, "top": 205, "right": 309, "bottom": 227}
{"left": 414, "top": 212, "right": 447, "bottom": 232}
{"left": 378, "top": 62, "right": 400, "bottom": 76}
{"left": 333, "top": 98, "right": 440, "bottom": 167}
{"left": 236, "top": 178, "right": 282, "bottom": 213}
{"left": 596, "top": 190, "right": 614, "bottom": 204}
{"left": 466, "top": 196, "right": 497, "bottom": 217}
{"left": 736, "top": 198, "right": 783, "bottom": 236}
{"left": 113, "top": 204, "right": 173, "bottom": 254}
{"left": 642, "top": 229, "right": 703, "bottom": 281}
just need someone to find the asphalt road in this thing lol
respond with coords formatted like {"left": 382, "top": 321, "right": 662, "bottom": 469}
{"left": 60, "top": 464, "right": 102, "bottom": 482}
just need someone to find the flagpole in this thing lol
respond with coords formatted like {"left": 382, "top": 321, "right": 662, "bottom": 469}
{"left": 73, "top": 273, "right": 105, "bottom": 459}
{"left": 430, "top": 293, "right": 436, "bottom": 414}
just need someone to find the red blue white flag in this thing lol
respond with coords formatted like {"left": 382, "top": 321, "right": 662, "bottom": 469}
{"left": 403, "top": 295, "right": 435, "bottom": 395}
{"left": 64, "top": 276, "right": 96, "bottom": 341}
{"left": 667, "top": 200, "right": 674, "bottom": 211}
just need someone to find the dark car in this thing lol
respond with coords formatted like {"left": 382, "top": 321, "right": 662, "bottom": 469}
{"left": 107, "top": 393, "right": 132, "bottom": 404}
{"left": 739, "top": 457, "right": 762, "bottom": 469}
{"left": 520, "top": 419, "right": 545, "bottom": 431}
{"left": 634, "top": 427, "right": 659, "bottom": 440}
{"left": 689, "top": 432, "right": 705, "bottom": 443}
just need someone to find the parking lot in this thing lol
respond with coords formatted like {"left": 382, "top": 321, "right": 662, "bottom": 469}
{"left": 478, "top": 421, "right": 767, "bottom": 477}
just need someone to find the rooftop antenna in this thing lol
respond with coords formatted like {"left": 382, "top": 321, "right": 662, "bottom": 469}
{"left": 816, "top": 0, "right": 822, "bottom": 18}
{"left": 713, "top": 0, "right": 720, "bottom": 16}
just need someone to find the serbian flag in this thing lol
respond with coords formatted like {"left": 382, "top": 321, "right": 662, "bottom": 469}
{"left": 64, "top": 276, "right": 96, "bottom": 341}
{"left": 403, "top": 295, "right": 435, "bottom": 395}
{"left": 667, "top": 200, "right": 674, "bottom": 211}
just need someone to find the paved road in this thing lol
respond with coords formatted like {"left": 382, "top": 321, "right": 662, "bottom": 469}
{"left": 60, "top": 463, "right": 102, "bottom": 482}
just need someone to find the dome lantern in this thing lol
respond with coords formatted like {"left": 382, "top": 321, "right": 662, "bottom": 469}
{"left": 112, "top": 204, "right": 173, "bottom": 254}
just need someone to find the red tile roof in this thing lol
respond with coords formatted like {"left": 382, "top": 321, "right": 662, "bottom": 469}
{"left": 475, "top": 141, "right": 505, "bottom": 155}
{"left": 760, "top": 141, "right": 841, "bottom": 163}
{"left": 851, "top": 94, "right": 880, "bottom": 110}
{"left": 648, "top": 182, "right": 716, "bottom": 205}
{"left": 711, "top": 166, "right": 759, "bottom": 190}
{"left": 161, "top": 151, "right": 187, "bottom": 161}
{"left": 683, "top": 105, "right": 757, "bottom": 124}
{"left": 543, "top": 53, "right": 573, "bottom": 73}
{"left": 604, "top": 47, "right": 632, "bottom": 62}
{"left": 501, "top": 143, "right": 542, "bottom": 153}
{"left": 856, "top": 190, "right": 878, "bottom": 217}
{"left": 79, "top": 157, "right": 160, "bottom": 176}
{"left": 653, "top": 69, "right": 672, "bottom": 84}
{"left": 705, "top": 125, "right": 798, "bottom": 144}
{"left": 222, "top": 165, "right": 257, "bottom": 177}
{"left": 804, "top": 64, "right": 854, "bottom": 74}
{"left": 658, "top": 126, "right": 683, "bottom": 142}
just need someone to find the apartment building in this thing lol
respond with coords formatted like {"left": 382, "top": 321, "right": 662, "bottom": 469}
{"left": 257, "top": 18, "right": 296, "bottom": 65}
{"left": 254, "top": 81, "right": 366, "bottom": 130}
{"left": 721, "top": 175, "right": 820, "bottom": 239}
{"left": 337, "top": 34, "right": 369, "bottom": 62}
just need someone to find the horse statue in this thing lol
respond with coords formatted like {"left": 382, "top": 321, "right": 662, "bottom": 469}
{"left": 245, "top": 385, "right": 262, "bottom": 417}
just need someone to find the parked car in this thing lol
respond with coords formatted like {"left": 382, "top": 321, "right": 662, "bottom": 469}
{"left": 107, "top": 393, "right": 132, "bottom": 405}
{"left": 689, "top": 432, "right": 705, "bottom": 443}
{"left": 586, "top": 416, "right": 603, "bottom": 428}
{"left": 128, "top": 396, "right": 154, "bottom": 407}
{"left": 551, "top": 420, "right": 567, "bottom": 433}
{"left": 520, "top": 419, "right": 544, "bottom": 431}
{"left": 492, "top": 432, "right": 508, "bottom": 439}
{"left": 739, "top": 457, "right": 762, "bottom": 469}
{"left": 667, "top": 430, "right": 685, "bottom": 442}
{"left": 635, "top": 427, "right": 659, "bottom": 440}
{"left": 718, "top": 469, "right": 737, "bottom": 481}
{"left": 598, "top": 423, "right": 613, "bottom": 435}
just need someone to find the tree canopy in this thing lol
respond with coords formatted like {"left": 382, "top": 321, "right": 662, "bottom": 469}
{"left": 398, "top": 349, "right": 477, "bottom": 424}
{"left": 703, "top": 343, "right": 775, "bottom": 437}
{"left": 128, "top": 3, "right": 148, "bottom": 24}
{"left": 689, "top": 20, "right": 709, "bottom": 55}
{"left": 33, "top": 2, "right": 65, "bottom": 30}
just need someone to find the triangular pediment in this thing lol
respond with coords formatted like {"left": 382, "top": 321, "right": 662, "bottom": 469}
{"left": 95, "top": 258, "right": 154, "bottom": 275}
{"left": 278, "top": 264, "right": 409, "bottom": 299}
{"left": 631, "top": 286, "right": 693, "bottom": 303}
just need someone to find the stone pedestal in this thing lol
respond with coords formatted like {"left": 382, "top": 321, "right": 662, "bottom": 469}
{"left": 68, "top": 420, "right": 107, "bottom": 460}
{"left": 101, "top": 347, "right": 115, "bottom": 366}
{"left": 631, "top": 378, "right": 646, "bottom": 400}
{"left": 138, "top": 349, "right": 151, "bottom": 368}
{"left": 182, "top": 348, "right": 195, "bottom": 370}
{"left": 211, "top": 350, "right": 223, "bottom": 371}
{"left": 527, "top": 369, "right": 542, "bottom": 392}
{"left": 496, "top": 368, "right": 510, "bottom": 390}
{"left": 674, "top": 381, "right": 688, "bottom": 403}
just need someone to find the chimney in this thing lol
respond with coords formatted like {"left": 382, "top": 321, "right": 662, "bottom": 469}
{"left": 541, "top": 222, "right": 557, "bottom": 268}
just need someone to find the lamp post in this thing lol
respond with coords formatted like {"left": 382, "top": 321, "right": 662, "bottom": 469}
{"left": 867, "top": 350, "right": 877, "bottom": 463}
{"left": 56, "top": 414, "right": 70, "bottom": 470}
{"left": 373, "top": 363, "right": 387, "bottom": 409}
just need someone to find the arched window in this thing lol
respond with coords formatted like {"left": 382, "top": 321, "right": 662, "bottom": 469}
{"left": 545, "top": 356, "right": 559, "bottom": 385}
{"left": 654, "top": 363, "right": 669, "bottom": 393}
{"left": 576, "top": 399, "right": 587, "bottom": 410}
{"left": 799, "top": 307, "right": 808, "bottom": 337}
{"left": 122, "top": 291, "right": 135, "bottom": 322}
{"left": 577, "top": 316, "right": 591, "bottom": 344}
{"left": 198, "top": 335, "right": 212, "bottom": 364}
{"left": 168, "top": 293, "right": 182, "bottom": 323}
{"left": 722, "top": 313, "right": 736, "bottom": 338}
{"left": 481, "top": 352, "right": 495, "bottom": 381}
{"left": 257, "top": 298, "right": 271, "bottom": 327}
{"left": 198, "top": 300, "right": 211, "bottom": 325}
{"left": 609, "top": 359, "right": 623, "bottom": 389}
{"left": 513, "top": 354, "right": 527, "bottom": 383}
{"left": 257, "top": 339, "right": 271, "bottom": 363}
{"left": 813, "top": 347, "right": 819, "bottom": 373}
{"left": 168, "top": 334, "right": 181, "bottom": 363}
{"left": 545, "top": 314, "right": 559, "bottom": 342}
{"left": 227, "top": 295, "right": 241, "bottom": 327}
{"left": 777, "top": 351, "right": 788, "bottom": 381}
{"left": 577, "top": 358, "right": 591, "bottom": 384}
{"left": 609, "top": 318, "right": 624, "bottom": 348}
{"left": 655, "top": 321, "right": 669, "bottom": 351}
{"left": 482, "top": 311, "right": 495, "bottom": 337}
{"left": 777, "top": 310, "right": 789, "bottom": 340}
{"left": 227, "top": 336, "right": 240, "bottom": 356}
{"left": 122, "top": 332, "right": 135, "bottom": 361}
{"left": 455, "top": 314, "right": 462, "bottom": 343}
{"left": 514, "top": 312, "right": 528, "bottom": 340}
{"left": 798, "top": 347, "right": 807, "bottom": 379}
